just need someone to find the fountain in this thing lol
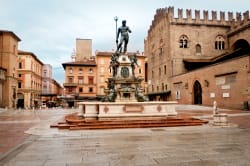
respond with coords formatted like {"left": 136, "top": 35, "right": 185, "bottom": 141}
{"left": 50, "top": 19, "right": 210, "bottom": 130}
{"left": 76, "top": 19, "right": 178, "bottom": 120}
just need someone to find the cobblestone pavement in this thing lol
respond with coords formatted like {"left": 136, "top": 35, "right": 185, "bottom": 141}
{"left": 0, "top": 105, "right": 250, "bottom": 166}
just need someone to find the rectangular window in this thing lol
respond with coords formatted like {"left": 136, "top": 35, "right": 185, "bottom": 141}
{"left": 89, "top": 87, "right": 93, "bottom": 93}
{"left": 176, "top": 90, "right": 181, "bottom": 100}
{"left": 79, "top": 87, "right": 83, "bottom": 93}
{"left": 78, "top": 76, "right": 83, "bottom": 84}
{"left": 139, "top": 68, "right": 142, "bottom": 74}
{"left": 19, "top": 62, "right": 22, "bottom": 69}
{"left": 18, "top": 82, "right": 22, "bottom": 88}
{"left": 69, "top": 68, "right": 73, "bottom": 74}
{"left": 88, "top": 76, "right": 94, "bottom": 85}
{"left": 68, "top": 77, "right": 73, "bottom": 83}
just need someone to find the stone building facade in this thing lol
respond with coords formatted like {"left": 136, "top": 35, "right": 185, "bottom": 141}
{"left": 17, "top": 50, "right": 43, "bottom": 108}
{"left": 144, "top": 7, "right": 250, "bottom": 109}
{"left": 0, "top": 30, "right": 62, "bottom": 109}
{"left": 0, "top": 30, "right": 21, "bottom": 108}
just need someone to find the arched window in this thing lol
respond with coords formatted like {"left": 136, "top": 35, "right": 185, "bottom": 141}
{"left": 179, "top": 35, "right": 188, "bottom": 48}
{"left": 215, "top": 35, "right": 225, "bottom": 50}
{"left": 195, "top": 44, "right": 202, "bottom": 55}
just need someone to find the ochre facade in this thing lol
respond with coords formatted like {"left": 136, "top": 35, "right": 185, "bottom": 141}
{"left": 17, "top": 50, "right": 43, "bottom": 109}
{"left": 145, "top": 7, "right": 250, "bottom": 109}
{"left": 0, "top": 30, "right": 62, "bottom": 109}
{"left": 0, "top": 30, "right": 20, "bottom": 108}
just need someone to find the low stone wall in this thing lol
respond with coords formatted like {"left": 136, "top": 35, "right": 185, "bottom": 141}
{"left": 77, "top": 101, "right": 178, "bottom": 120}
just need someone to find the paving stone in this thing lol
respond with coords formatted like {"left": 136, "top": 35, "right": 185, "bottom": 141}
{"left": 1, "top": 107, "right": 250, "bottom": 165}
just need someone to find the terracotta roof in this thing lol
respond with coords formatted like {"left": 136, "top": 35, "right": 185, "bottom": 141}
{"left": 18, "top": 50, "right": 44, "bottom": 65}
{"left": 62, "top": 60, "right": 96, "bottom": 69}
{"left": 95, "top": 51, "right": 145, "bottom": 57}
{"left": 0, "top": 30, "right": 21, "bottom": 41}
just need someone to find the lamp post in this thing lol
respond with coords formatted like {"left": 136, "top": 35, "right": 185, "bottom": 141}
{"left": 114, "top": 16, "right": 118, "bottom": 48}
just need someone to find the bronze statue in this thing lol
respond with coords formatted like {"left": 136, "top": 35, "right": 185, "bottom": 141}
{"left": 116, "top": 20, "right": 132, "bottom": 53}
{"left": 130, "top": 54, "right": 139, "bottom": 76}
{"left": 109, "top": 52, "right": 120, "bottom": 77}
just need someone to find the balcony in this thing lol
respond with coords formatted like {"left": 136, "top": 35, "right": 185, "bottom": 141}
{"left": 63, "top": 83, "right": 78, "bottom": 87}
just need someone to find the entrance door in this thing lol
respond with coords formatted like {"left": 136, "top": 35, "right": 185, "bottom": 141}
{"left": 17, "top": 93, "right": 24, "bottom": 108}
{"left": 193, "top": 81, "right": 202, "bottom": 104}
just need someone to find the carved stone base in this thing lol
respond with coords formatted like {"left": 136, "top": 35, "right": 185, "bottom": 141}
{"left": 77, "top": 101, "right": 178, "bottom": 120}
{"left": 213, "top": 113, "right": 228, "bottom": 126}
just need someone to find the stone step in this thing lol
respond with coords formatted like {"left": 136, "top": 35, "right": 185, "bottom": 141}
{"left": 51, "top": 114, "right": 208, "bottom": 130}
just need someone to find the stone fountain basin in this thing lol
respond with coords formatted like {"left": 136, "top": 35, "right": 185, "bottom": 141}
{"left": 77, "top": 101, "right": 178, "bottom": 120}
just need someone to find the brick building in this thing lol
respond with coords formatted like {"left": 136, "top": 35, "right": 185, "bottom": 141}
{"left": 0, "top": 30, "right": 21, "bottom": 108}
{"left": 144, "top": 7, "right": 250, "bottom": 109}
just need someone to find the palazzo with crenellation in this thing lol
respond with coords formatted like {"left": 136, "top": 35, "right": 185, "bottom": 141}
{"left": 144, "top": 7, "right": 250, "bottom": 109}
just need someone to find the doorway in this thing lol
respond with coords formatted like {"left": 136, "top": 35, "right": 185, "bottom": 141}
{"left": 193, "top": 80, "right": 202, "bottom": 104}
{"left": 17, "top": 93, "right": 24, "bottom": 108}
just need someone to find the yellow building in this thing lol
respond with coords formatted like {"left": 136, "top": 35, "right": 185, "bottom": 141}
{"left": 0, "top": 30, "right": 21, "bottom": 108}
{"left": 17, "top": 50, "right": 43, "bottom": 108}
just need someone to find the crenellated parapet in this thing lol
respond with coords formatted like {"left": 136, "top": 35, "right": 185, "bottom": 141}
{"left": 148, "top": 6, "right": 250, "bottom": 34}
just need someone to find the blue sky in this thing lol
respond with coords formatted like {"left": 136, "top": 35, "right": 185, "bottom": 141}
{"left": 0, "top": 0, "right": 249, "bottom": 85}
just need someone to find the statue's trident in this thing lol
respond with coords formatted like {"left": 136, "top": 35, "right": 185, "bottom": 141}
{"left": 114, "top": 16, "right": 118, "bottom": 49}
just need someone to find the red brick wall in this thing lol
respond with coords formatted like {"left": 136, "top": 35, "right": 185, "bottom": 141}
{"left": 171, "top": 55, "right": 250, "bottom": 109}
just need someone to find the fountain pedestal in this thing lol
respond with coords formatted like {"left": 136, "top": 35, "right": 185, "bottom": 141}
{"left": 78, "top": 101, "right": 177, "bottom": 120}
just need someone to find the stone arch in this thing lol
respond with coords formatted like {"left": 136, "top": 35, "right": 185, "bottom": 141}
{"left": 215, "top": 35, "right": 225, "bottom": 50}
{"left": 193, "top": 80, "right": 202, "bottom": 105}
{"left": 231, "top": 39, "right": 249, "bottom": 51}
